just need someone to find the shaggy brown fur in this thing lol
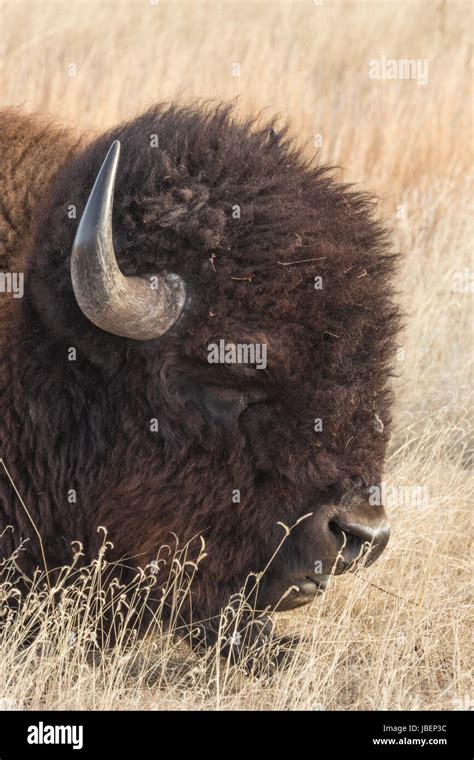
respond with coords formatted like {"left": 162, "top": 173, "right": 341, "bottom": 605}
{"left": 0, "top": 103, "right": 400, "bottom": 656}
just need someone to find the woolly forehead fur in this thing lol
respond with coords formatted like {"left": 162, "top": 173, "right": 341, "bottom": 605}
{"left": 31, "top": 102, "right": 399, "bottom": 356}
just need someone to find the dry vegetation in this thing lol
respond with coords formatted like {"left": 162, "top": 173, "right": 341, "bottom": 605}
{"left": 0, "top": 0, "right": 472, "bottom": 710}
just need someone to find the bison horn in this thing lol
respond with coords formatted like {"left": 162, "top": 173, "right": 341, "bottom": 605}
{"left": 71, "top": 140, "right": 186, "bottom": 340}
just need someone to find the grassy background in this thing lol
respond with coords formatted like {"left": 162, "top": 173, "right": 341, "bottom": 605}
{"left": 0, "top": 0, "right": 472, "bottom": 710}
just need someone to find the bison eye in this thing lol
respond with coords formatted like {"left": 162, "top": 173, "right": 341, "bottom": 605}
{"left": 199, "top": 384, "right": 268, "bottom": 426}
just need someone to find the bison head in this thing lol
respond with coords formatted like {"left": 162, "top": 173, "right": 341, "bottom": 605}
{"left": 27, "top": 104, "right": 399, "bottom": 646}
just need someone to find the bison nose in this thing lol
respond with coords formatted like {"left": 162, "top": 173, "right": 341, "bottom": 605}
{"left": 327, "top": 511, "right": 390, "bottom": 570}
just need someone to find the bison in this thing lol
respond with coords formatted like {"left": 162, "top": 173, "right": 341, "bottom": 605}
{"left": 0, "top": 104, "right": 399, "bottom": 664}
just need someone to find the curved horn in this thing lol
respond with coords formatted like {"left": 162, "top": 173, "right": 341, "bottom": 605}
{"left": 71, "top": 140, "right": 186, "bottom": 340}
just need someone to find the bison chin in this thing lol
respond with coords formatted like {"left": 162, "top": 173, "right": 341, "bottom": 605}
{"left": 255, "top": 572, "right": 330, "bottom": 612}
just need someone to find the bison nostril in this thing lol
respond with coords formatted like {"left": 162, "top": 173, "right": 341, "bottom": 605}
{"left": 329, "top": 520, "right": 342, "bottom": 538}
{"left": 328, "top": 518, "right": 390, "bottom": 567}
{"left": 329, "top": 520, "right": 365, "bottom": 563}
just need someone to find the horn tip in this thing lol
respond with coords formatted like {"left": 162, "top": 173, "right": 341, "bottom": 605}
{"left": 107, "top": 140, "right": 121, "bottom": 161}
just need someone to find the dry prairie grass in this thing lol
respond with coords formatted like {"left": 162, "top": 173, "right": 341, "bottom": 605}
{"left": 0, "top": 0, "right": 472, "bottom": 710}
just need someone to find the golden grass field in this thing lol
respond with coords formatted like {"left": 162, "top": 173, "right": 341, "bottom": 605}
{"left": 0, "top": 0, "right": 472, "bottom": 710}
